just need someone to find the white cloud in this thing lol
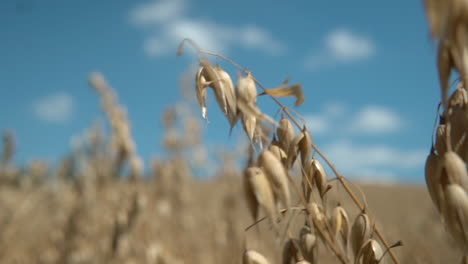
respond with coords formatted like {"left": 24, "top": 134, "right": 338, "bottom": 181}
{"left": 130, "top": 0, "right": 185, "bottom": 25}
{"left": 305, "top": 29, "right": 375, "bottom": 70}
{"left": 323, "top": 140, "right": 426, "bottom": 173}
{"left": 304, "top": 102, "right": 348, "bottom": 135}
{"left": 130, "top": 0, "right": 285, "bottom": 57}
{"left": 305, "top": 114, "right": 329, "bottom": 134}
{"left": 326, "top": 29, "right": 375, "bottom": 61}
{"left": 33, "top": 92, "right": 74, "bottom": 123}
{"left": 350, "top": 105, "right": 402, "bottom": 134}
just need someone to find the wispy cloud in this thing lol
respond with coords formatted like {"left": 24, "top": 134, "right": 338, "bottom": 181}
{"left": 304, "top": 102, "right": 347, "bottom": 135}
{"left": 130, "top": 0, "right": 285, "bottom": 57}
{"left": 350, "top": 105, "right": 402, "bottom": 134}
{"left": 322, "top": 139, "right": 426, "bottom": 181}
{"left": 304, "top": 103, "right": 402, "bottom": 136}
{"left": 305, "top": 29, "right": 375, "bottom": 70}
{"left": 33, "top": 92, "right": 74, "bottom": 123}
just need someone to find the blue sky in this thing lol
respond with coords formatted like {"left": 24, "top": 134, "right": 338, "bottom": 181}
{"left": 0, "top": 0, "right": 441, "bottom": 183}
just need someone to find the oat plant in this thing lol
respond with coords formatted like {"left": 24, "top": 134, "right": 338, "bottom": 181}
{"left": 178, "top": 38, "right": 402, "bottom": 264}
{"left": 423, "top": 0, "right": 468, "bottom": 260}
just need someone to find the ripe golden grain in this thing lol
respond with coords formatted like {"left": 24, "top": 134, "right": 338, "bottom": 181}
{"left": 243, "top": 250, "right": 271, "bottom": 264}
{"left": 244, "top": 166, "right": 278, "bottom": 228}
{"left": 351, "top": 213, "right": 372, "bottom": 257}
{"left": 259, "top": 150, "right": 291, "bottom": 209}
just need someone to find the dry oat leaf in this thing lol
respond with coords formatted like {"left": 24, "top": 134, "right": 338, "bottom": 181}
{"left": 350, "top": 213, "right": 372, "bottom": 257}
{"left": 215, "top": 65, "right": 237, "bottom": 126}
{"left": 356, "top": 239, "right": 384, "bottom": 264}
{"left": 243, "top": 250, "right": 271, "bottom": 264}
{"left": 443, "top": 184, "right": 468, "bottom": 251}
{"left": 425, "top": 149, "right": 444, "bottom": 212}
{"left": 277, "top": 115, "right": 295, "bottom": 152}
{"left": 259, "top": 150, "right": 291, "bottom": 210}
{"left": 244, "top": 166, "right": 278, "bottom": 230}
{"left": 199, "top": 58, "right": 228, "bottom": 115}
{"left": 300, "top": 226, "right": 318, "bottom": 264}
{"left": 260, "top": 84, "right": 305, "bottom": 107}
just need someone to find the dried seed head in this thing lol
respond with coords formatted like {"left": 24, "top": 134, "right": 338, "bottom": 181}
{"left": 356, "top": 239, "right": 384, "bottom": 264}
{"left": 435, "top": 123, "right": 448, "bottom": 155}
{"left": 269, "top": 143, "right": 288, "bottom": 167}
{"left": 351, "top": 213, "right": 373, "bottom": 257}
{"left": 277, "top": 116, "right": 295, "bottom": 151}
{"left": 259, "top": 150, "right": 291, "bottom": 209}
{"left": 330, "top": 206, "right": 351, "bottom": 245}
{"left": 195, "top": 66, "right": 208, "bottom": 120}
{"left": 242, "top": 114, "right": 257, "bottom": 143}
{"left": 244, "top": 166, "right": 277, "bottom": 227}
{"left": 425, "top": 150, "right": 444, "bottom": 212}
{"left": 448, "top": 84, "right": 468, "bottom": 109}
{"left": 441, "top": 151, "right": 468, "bottom": 191}
{"left": 437, "top": 40, "right": 454, "bottom": 108}
{"left": 443, "top": 184, "right": 468, "bottom": 251}
{"left": 286, "top": 133, "right": 304, "bottom": 169}
{"left": 298, "top": 127, "right": 312, "bottom": 167}
{"left": 311, "top": 159, "right": 328, "bottom": 198}
{"left": 199, "top": 59, "right": 228, "bottom": 115}
{"left": 237, "top": 72, "right": 257, "bottom": 104}
{"left": 299, "top": 226, "right": 318, "bottom": 264}
{"left": 423, "top": 0, "right": 450, "bottom": 39}
{"left": 283, "top": 239, "right": 303, "bottom": 264}
{"left": 243, "top": 250, "right": 271, "bottom": 264}
{"left": 215, "top": 65, "right": 237, "bottom": 126}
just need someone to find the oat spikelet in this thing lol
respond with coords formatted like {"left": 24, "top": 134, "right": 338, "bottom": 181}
{"left": 215, "top": 65, "right": 237, "bottom": 127}
{"left": 244, "top": 166, "right": 278, "bottom": 228}
{"left": 243, "top": 250, "right": 271, "bottom": 264}
{"left": 237, "top": 72, "right": 257, "bottom": 104}
{"left": 330, "top": 206, "right": 350, "bottom": 249}
{"left": 300, "top": 226, "right": 318, "bottom": 264}
{"left": 443, "top": 184, "right": 468, "bottom": 251}
{"left": 437, "top": 39, "right": 453, "bottom": 108}
{"left": 199, "top": 58, "right": 228, "bottom": 115}
{"left": 350, "top": 213, "right": 372, "bottom": 257}
{"left": 425, "top": 149, "right": 444, "bottom": 212}
{"left": 195, "top": 66, "right": 209, "bottom": 119}
{"left": 268, "top": 143, "right": 288, "bottom": 167}
{"left": 283, "top": 238, "right": 303, "bottom": 264}
{"left": 277, "top": 115, "right": 295, "bottom": 152}
{"left": 311, "top": 159, "right": 328, "bottom": 198}
{"left": 356, "top": 239, "right": 384, "bottom": 264}
{"left": 298, "top": 127, "right": 312, "bottom": 167}
{"left": 259, "top": 150, "right": 291, "bottom": 209}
